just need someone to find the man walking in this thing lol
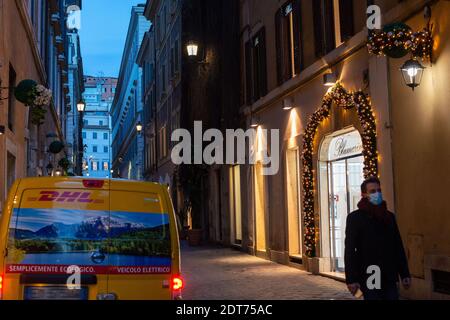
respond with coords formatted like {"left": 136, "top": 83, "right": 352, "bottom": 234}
{"left": 345, "top": 177, "right": 411, "bottom": 300}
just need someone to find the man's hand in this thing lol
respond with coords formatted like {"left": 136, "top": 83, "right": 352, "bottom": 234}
{"left": 402, "top": 277, "right": 411, "bottom": 289}
{"left": 347, "top": 283, "right": 360, "bottom": 296}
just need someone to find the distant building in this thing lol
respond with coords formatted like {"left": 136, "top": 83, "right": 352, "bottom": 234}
{"left": 66, "top": 30, "right": 84, "bottom": 175}
{"left": 82, "top": 76, "right": 117, "bottom": 178}
{"left": 111, "top": 4, "right": 150, "bottom": 180}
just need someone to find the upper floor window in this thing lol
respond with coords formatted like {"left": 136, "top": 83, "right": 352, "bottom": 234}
{"left": 245, "top": 28, "right": 268, "bottom": 105}
{"left": 170, "top": 40, "right": 180, "bottom": 78}
{"left": 313, "top": 0, "right": 355, "bottom": 58}
{"left": 161, "top": 64, "right": 167, "bottom": 94}
{"left": 275, "top": 0, "right": 303, "bottom": 84}
{"left": 159, "top": 125, "right": 167, "bottom": 160}
{"left": 8, "top": 64, "right": 17, "bottom": 131}
{"left": 93, "top": 132, "right": 98, "bottom": 140}
{"left": 103, "top": 132, "right": 108, "bottom": 140}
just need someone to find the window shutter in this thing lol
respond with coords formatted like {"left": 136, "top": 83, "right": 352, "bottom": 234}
{"left": 339, "top": 0, "right": 354, "bottom": 41}
{"left": 275, "top": 9, "right": 283, "bottom": 85}
{"left": 324, "top": 0, "right": 336, "bottom": 53}
{"left": 292, "top": 0, "right": 302, "bottom": 75}
{"left": 258, "top": 27, "right": 268, "bottom": 97}
{"left": 312, "top": 0, "right": 324, "bottom": 58}
{"left": 245, "top": 40, "right": 253, "bottom": 105}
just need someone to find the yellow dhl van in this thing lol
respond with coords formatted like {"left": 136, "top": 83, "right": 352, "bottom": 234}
{"left": 0, "top": 177, "right": 182, "bottom": 300}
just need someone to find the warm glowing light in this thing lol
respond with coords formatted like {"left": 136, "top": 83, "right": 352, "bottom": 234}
{"left": 186, "top": 42, "right": 199, "bottom": 56}
{"left": 283, "top": 97, "right": 294, "bottom": 111}
{"left": 323, "top": 73, "right": 337, "bottom": 87}
{"left": 400, "top": 59, "right": 425, "bottom": 91}
{"left": 77, "top": 100, "right": 86, "bottom": 112}
{"left": 172, "top": 277, "right": 183, "bottom": 290}
{"left": 250, "top": 115, "right": 260, "bottom": 128}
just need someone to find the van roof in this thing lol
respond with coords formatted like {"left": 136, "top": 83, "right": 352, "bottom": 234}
{"left": 14, "top": 177, "right": 168, "bottom": 194}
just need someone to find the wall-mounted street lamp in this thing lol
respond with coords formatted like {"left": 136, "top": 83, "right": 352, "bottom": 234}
{"left": 400, "top": 59, "right": 425, "bottom": 91}
{"left": 77, "top": 100, "right": 86, "bottom": 112}
{"left": 77, "top": 100, "right": 86, "bottom": 176}
{"left": 323, "top": 72, "right": 337, "bottom": 87}
{"left": 136, "top": 121, "right": 143, "bottom": 134}
{"left": 186, "top": 41, "right": 199, "bottom": 57}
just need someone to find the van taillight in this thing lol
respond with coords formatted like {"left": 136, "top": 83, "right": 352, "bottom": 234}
{"left": 0, "top": 275, "right": 3, "bottom": 299}
{"left": 83, "top": 180, "right": 104, "bottom": 188}
{"left": 172, "top": 276, "right": 183, "bottom": 290}
{"left": 171, "top": 275, "right": 183, "bottom": 300}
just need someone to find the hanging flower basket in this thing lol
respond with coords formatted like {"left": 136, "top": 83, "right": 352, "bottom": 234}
{"left": 58, "top": 158, "right": 72, "bottom": 175}
{"left": 14, "top": 79, "right": 38, "bottom": 106}
{"left": 30, "top": 106, "right": 47, "bottom": 126}
{"left": 14, "top": 79, "right": 53, "bottom": 126}
{"left": 49, "top": 140, "right": 65, "bottom": 154}
{"left": 14, "top": 80, "right": 52, "bottom": 107}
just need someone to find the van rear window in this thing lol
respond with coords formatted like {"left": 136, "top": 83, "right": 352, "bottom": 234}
{"left": 6, "top": 208, "right": 171, "bottom": 275}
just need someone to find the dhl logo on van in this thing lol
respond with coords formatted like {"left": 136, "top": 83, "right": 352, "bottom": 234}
{"left": 27, "top": 191, "right": 105, "bottom": 203}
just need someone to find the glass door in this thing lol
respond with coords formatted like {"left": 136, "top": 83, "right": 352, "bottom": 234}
{"left": 328, "top": 156, "right": 364, "bottom": 272}
{"left": 329, "top": 160, "right": 347, "bottom": 272}
{"left": 348, "top": 156, "right": 365, "bottom": 212}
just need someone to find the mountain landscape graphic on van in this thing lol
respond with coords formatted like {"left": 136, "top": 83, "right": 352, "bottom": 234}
{"left": 13, "top": 216, "right": 147, "bottom": 240}
{"left": 7, "top": 208, "right": 171, "bottom": 266}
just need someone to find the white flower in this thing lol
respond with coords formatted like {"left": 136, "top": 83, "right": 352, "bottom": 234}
{"left": 33, "top": 85, "right": 53, "bottom": 106}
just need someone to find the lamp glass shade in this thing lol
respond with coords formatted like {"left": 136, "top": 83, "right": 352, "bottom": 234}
{"left": 77, "top": 100, "right": 86, "bottom": 112}
{"left": 136, "top": 122, "right": 143, "bottom": 132}
{"left": 187, "top": 42, "right": 199, "bottom": 56}
{"left": 400, "top": 59, "right": 425, "bottom": 90}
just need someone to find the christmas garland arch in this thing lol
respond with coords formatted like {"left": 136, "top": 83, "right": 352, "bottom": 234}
{"left": 301, "top": 83, "right": 378, "bottom": 257}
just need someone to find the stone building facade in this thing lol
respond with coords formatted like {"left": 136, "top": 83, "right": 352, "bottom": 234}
{"left": 0, "top": 0, "right": 76, "bottom": 210}
{"left": 210, "top": 0, "right": 450, "bottom": 300}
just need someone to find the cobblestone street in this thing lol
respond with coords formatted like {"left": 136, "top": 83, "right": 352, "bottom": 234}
{"left": 181, "top": 242, "right": 355, "bottom": 300}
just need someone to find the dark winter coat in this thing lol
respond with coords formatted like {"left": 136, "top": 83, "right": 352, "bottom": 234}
{"left": 344, "top": 209, "right": 410, "bottom": 290}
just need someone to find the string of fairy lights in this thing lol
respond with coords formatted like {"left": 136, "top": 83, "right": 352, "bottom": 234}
{"left": 367, "top": 26, "right": 433, "bottom": 60}
{"left": 301, "top": 83, "right": 378, "bottom": 257}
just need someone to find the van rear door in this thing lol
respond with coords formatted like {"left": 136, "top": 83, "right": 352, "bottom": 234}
{"left": 107, "top": 188, "right": 172, "bottom": 300}
{"left": 3, "top": 181, "right": 109, "bottom": 300}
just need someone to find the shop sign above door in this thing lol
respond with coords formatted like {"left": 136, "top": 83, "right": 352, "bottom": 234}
{"left": 328, "top": 130, "right": 363, "bottom": 161}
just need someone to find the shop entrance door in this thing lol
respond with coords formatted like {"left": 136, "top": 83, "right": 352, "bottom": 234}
{"left": 328, "top": 155, "right": 364, "bottom": 272}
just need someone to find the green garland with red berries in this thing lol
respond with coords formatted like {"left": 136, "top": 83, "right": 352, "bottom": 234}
{"left": 301, "top": 83, "right": 378, "bottom": 257}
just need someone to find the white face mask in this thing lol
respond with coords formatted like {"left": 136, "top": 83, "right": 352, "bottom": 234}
{"left": 369, "top": 192, "right": 383, "bottom": 206}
